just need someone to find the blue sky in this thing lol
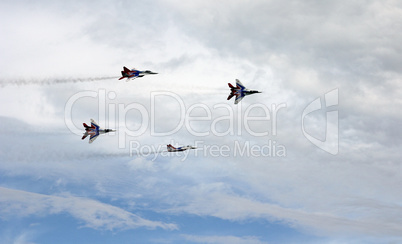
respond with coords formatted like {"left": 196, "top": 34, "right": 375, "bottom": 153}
{"left": 1, "top": 0, "right": 402, "bottom": 243}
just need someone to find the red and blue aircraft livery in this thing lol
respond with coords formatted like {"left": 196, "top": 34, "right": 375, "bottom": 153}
{"left": 227, "top": 79, "right": 261, "bottom": 104}
{"left": 167, "top": 144, "right": 196, "bottom": 152}
{"left": 118, "top": 66, "right": 157, "bottom": 80}
{"left": 82, "top": 119, "right": 114, "bottom": 144}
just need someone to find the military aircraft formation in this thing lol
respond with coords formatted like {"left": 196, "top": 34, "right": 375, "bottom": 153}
{"left": 82, "top": 66, "right": 261, "bottom": 146}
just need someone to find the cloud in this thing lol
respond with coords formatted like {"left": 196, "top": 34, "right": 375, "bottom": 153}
{"left": 181, "top": 234, "right": 267, "bottom": 244}
{"left": 1, "top": 114, "right": 400, "bottom": 241}
{"left": 0, "top": 187, "right": 177, "bottom": 231}
{"left": 163, "top": 0, "right": 402, "bottom": 117}
{"left": 167, "top": 189, "right": 402, "bottom": 238}
{"left": 1, "top": 0, "right": 402, "bottom": 243}
{"left": 9, "top": 229, "right": 38, "bottom": 244}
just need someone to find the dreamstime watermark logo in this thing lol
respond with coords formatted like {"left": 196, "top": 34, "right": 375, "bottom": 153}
{"left": 301, "top": 88, "right": 339, "bottom": 155}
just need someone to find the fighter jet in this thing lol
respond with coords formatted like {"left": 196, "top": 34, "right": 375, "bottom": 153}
{"left": 118, "top": 66, "right": 158, "bottom": 81}
{"left": 167, "top": 144, "right": 196, "bottom": 152}
{"left": 227, "top": 79, "right": 261, "bottom": 104}
{"left": 82, "top": 119, "right": 115, "bottom": 143}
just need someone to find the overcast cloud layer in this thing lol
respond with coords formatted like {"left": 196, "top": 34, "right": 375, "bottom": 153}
{"left": 1, "top": 0, "right": 401, "bottom": 243}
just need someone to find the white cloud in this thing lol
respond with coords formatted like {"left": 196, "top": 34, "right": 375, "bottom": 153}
{"left": 0, "top": 187, "right": 177, "bottom": 231}
{"left": 12, "top": 230, "right": 37, "bottom": 244}
{"left": 181, "top": 234, "right": 267, "bottom": 244}
{"left": 0, "top": 0, "right": 402, "bottom": 243}
{"left": 168, "top": 189, "right": 402, "bottom": 238}
{"left": 162, "top": 0, "right": 402, "bottom": 117}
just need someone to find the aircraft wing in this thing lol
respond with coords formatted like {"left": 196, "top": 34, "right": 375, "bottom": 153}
{"left": 82, "top": 132, "right": 89, "bottom": 140}
{"left": 234, "top": 94, "right": 244, "bottom": 104}
{"left": 90, "top": 119, "right": 100, "bottom": 130}
{"left": 127, "top": 76, "right": 137, "bottom": 81}
{"left": 89, "top": 131, "right": 99, "bottom": 144}
{"left": 236, "top": 79, "right": 245, "bottom": 89}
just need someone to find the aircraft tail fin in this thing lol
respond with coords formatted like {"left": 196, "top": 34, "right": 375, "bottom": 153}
{"left": 84, "top": 122, "right": 96, "bottom": 130}
{"left": 227, "top": 93, "right": 235, "bottom": 100}
{"left": 228, "top": 83, "right": 235, "bottom": 88}
{"left": 167, "top": 144, "right": 176, "bottom": 152}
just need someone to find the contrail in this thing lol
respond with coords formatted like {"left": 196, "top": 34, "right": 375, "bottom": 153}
{"left": 78, "top": 149, "right": 168, "bottom": 159}
{"left": 52, "top": 76, "right": 120, "bottom": 84}
{"left": 0, "top": 78, "right": 229, "bottom": 94}
{"left": 94, "top": 148, "right": 197, "bottom": 158}
{"left": 128, "top": 149, "right": 167, "bottom": 157}
{"left": 0, "top": 76, "right": 119, "bottom": 87}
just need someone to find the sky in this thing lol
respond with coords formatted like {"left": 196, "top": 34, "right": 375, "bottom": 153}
{"left": 0, "top": 0, "right": 401, "bottom": 243}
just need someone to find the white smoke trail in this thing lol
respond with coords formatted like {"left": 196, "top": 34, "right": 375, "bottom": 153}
{"left": 70, "top": 149, "right": 168, "bottom": 159}
{"left": 0, "top": 77, "right": 229, "bottom": 95}
{"left": 0, "top": 76, "right": 120, "bottom": 87}
{"left": 127, "top": 149, "right": 167, "bottom": 157}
